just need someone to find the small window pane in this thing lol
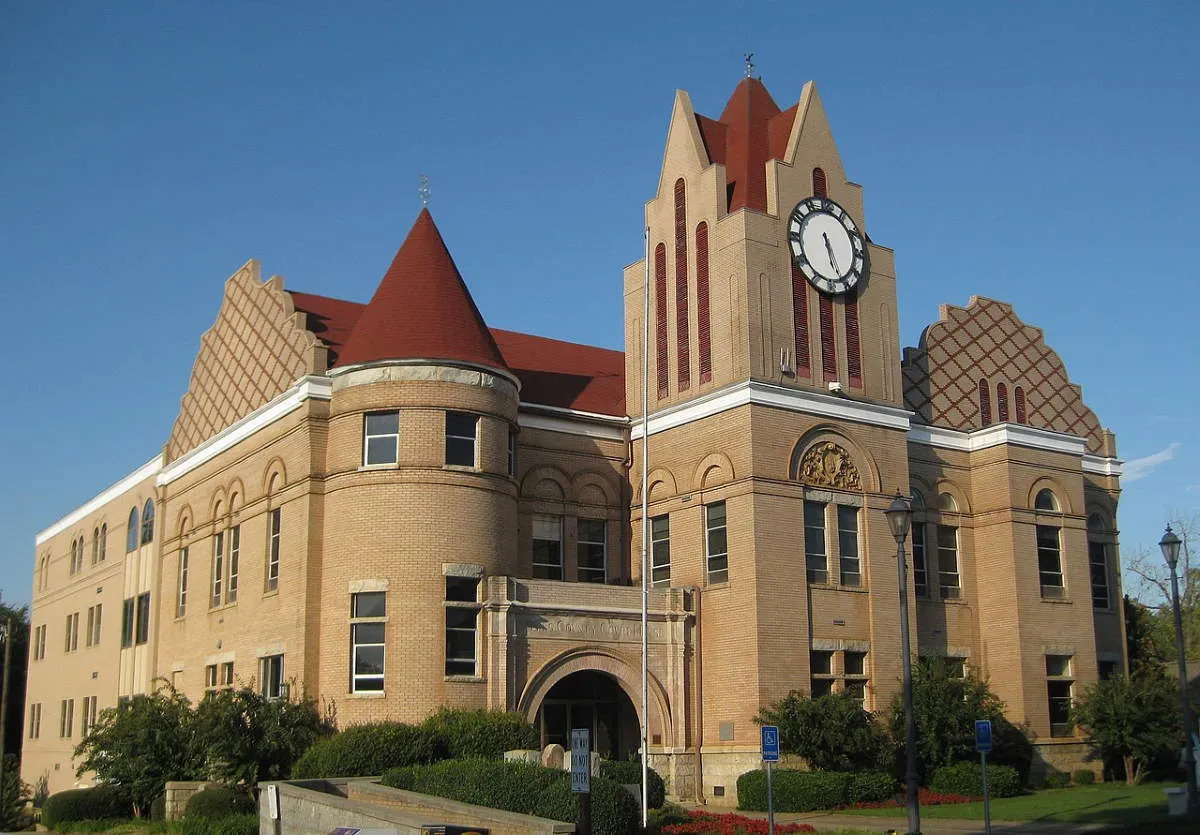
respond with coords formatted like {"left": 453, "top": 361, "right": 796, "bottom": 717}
{"left": 353, "top": 644, "right": 385, "bottom": 676}
{"left": 1035, "top": 489, "right": 1059, "bottom": 512}
{"left": 845, "top": 651, "right": 867, "bottom": 676}
{"left": 445, "top": 412, "right": 478, "bottom": 467}
{"left": 705, "top": 501, "right": 728, "bottom": 584}
{"left": 365, "top": 412, "right": 399, "bottom": 435}
{"left": 366, "top": 437, "right": 398, "bottom": 466}
{"left": 804, "top": 501, "right": 827, "bottom": 584}
{"left": 651, "top": 515, "right": 671, "bottom": 585}
{"left": 446, "top": 577, "right": 479, "bottom": 602}
{"left": 352, "top": 592, "right": 386, "bottom": 618}
{"left": 811, "top": 678, "right": 834, "bottom": 697}
{"left": 837, "top": 505, "right": 860, "bottom": 587}
{"left": 810, "top": 650, "right": 833, "bottom": 675}
{"left": 1046, "top": 655, "right": 1071, "bottom": 677}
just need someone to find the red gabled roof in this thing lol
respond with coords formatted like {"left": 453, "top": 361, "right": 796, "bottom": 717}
{"left": 337, "top": 209, "right": 508, "bottom": 371}
{"left": 695, "top": 78, "right": 798, "bottom": 213}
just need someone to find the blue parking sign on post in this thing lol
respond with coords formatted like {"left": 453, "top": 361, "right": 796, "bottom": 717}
{"left": 975, "top": 719, "right": 993, "bottom": 753}
{"left": 761, "top": 725, "right": 780, "bottom": 762}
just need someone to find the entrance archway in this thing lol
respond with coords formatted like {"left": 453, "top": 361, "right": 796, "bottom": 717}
{"left": 535, "top": 670, "right": 639, "bottom": 760}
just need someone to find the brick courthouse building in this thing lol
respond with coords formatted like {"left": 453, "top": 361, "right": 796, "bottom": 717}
{"left": 25, "top": 77, "right": 1126, "bottom": 802}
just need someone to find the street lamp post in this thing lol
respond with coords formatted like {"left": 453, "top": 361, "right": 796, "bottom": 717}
{"left": 885, "top": 494, "right": 921, "bottom": 835}
{"left": 1159, "top": 525, "right": 1198, "bottom": 815}
{"left": 0, "top": 619, "right": 10, "bottom": 804}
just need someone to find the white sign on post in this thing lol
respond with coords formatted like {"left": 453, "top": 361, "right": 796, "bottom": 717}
{"left": 571, "top": 728, "right": 591, "bottom": 793}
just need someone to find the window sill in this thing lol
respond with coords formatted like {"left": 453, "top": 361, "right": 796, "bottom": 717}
{"left": 1040, "top": 596, "right": 1074, "bottom": 605}
{"left": 347, "top": 691, "right": 386, "bottom": 699}
{"left": 358, "top": 462, "right": 400, "bottom": 472}
{"left": 262, "top": 589, "right": 280, "bottom": 599}
{"left": 809, "top": 583, "right": 869, "bottom": 594}
{"left": 445, "top": 675, "right": 484, "bottom": 683}
{"left": 443, "top": 464, "right": 480, "bottom": 473}
{"left": 934, "top": 596, "right": 968, "bottom": 605}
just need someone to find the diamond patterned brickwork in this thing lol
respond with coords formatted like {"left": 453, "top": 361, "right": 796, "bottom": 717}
{"left": 901, "top": 296, "right": 1105, "bottom": 453}
{"left": 164, "top": 261, "right": 327, "bottom": 463}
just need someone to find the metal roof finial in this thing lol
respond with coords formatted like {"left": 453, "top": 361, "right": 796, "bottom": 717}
{"left": 744, "top": 53, "right": 754, "bottom": 79}
{"left": 419, "top": 174, "right": 430, "bottom": 207}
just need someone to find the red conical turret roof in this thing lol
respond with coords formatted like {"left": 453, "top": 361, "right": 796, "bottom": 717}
{"left": 336, "top": 209, "right": 508, "bottom": 372}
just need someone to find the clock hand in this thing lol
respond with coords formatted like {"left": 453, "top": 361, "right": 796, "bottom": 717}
{"left": 822, "top": 232, "right": 841, "bottom": 275}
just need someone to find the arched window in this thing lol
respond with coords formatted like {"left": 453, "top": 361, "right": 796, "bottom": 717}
{"left": 934, "top": 492, "right": 961, "bottom": 599}
{"left": 92, "top": 528, "right": 99, "bottom": 565}
{"left": 99, "top": 523, "right": 107, "bottom": 562}
{"left": 69, "top": 539, "right": 78, "bottom": 575}
{"left": 1034, "top": 489, "right": 1059, "bottom": 512}
{"left": 996, "top": 383, "right": 1009, "bottom": 422}
{"left": 674, "top": 179, "right": 690, "bottom": 390}
{"left": 978, "top": 379, "right": 992, "bottom": 426}
{"left": 141, "top": 499, "right": 155, "bottom": 544}
{"left": 1014, "top": 386, "right": 1027, "bottom": 423}
{"left": 1087, "top": 513, "right": 1112, "bottom": 609}
{"left": 910, "top": 488, "right": 926, "bottom": 509}
{"left": 696, "top": 222, "right": 712, "bottom": 383}
{"left": 812, "top": 167, "right": 827, "bottom": 198}
{"left": 127, "top": 506, "right": 139, "bottom": 553}
{"left": 78, "top": 537, "right": 85, "bottom": 572}
{"left": 937, "top": 492, "right": 959, "bottom": 513}
{"left": 654, "top": 243, "right": 668, "bottom": 398}
{"left": 1035, "top": 489, "right": 1064, "bottom": 599}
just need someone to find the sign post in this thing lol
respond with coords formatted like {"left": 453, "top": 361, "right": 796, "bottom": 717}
{"left": 571, "top": 728, "right": 591, "bottom": 835}
{"left": 761, "top": 725, "right": 780, "bottom": 835}
{"left": 975, "top": 719, "right": 993, "bottom": 835}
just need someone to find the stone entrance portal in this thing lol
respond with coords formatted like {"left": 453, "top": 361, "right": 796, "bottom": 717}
{"left": 536, "top": 670, "right": 640, "bottom": 760}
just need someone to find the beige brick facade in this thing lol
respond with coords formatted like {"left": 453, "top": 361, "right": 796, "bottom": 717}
{"left": 26, "top": 76, "right": 1123, "bottom": 805}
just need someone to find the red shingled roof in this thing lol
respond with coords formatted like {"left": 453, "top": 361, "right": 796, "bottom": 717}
{"left": 696, "top": 78, "right": 798, "bottom": 213}
{"left": 337, "top": 209, "right": 508, "bottom": 371}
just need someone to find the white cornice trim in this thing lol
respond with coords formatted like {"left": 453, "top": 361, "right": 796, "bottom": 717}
{"left": 158, "top": 376, "right": 332, "bottom": 485}
{"left": 630, "top": 379, "right": 912, "bottom": 439}
{"left": 1082, "top": 454, "right": 1123, "bottom": 477}
{"left": 908, "top": 421, "right": 1100, "bottom": 461}
{"left": 519, "top": 402, "right": 628, "bottom": 425}
{"left": 36, "top": 455, "right": 164, "bottom": 545}
{"left": 518, "top": 412, "right": 627, "bottom": 441}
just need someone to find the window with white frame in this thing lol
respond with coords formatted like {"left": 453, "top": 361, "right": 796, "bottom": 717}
{"left": 363, "top": 411, "right": 400, "bottom": 466}
{"left": 220, "top": 661, "right": 234, "bottom": 686}
{"left": 211, "top": 532, "right": 224, "bottom": 608}
{"left": 266, "top": 508, "right": 281, "bottom": 592}
{"left": 837, "top": 505, "right": 861, "bottom": 587}
{"left": 141, "top": 499, "right": 155, "bottom": 544}
{"left": 64, "top": 612, "right": 79, "bottom": 653}
{"left": 651, "top": 515, "right": 671, "bottom": 586}
{"left": 120, "top": 599, "right": 134, "bottom": 649}
{"left": 936, "top": 525, "right": 961, "bottom": 599}
{"left": 227, "top": 525, "right": 240, "bottom": 603}
{"left": 81, "top": 696, "right": 98, "bottom": 737}
{"left": 1037, "top": 525, "right": 1064, "bottom": 599}
{"left": 577, "top": 519, "right": 607, "bottom": 583}
{"left": 260, "top": 654, "right": 284, "bottom": 699}
{"left": 60, "top": 698, "right": 75, "bottom": 738}
{"left": 126, "top": 507, "right": 139, "bottom": 553}
{"left": 99, "top": 523, "right": 107, "bottom": 561}
{"left": 28, "top": 703, "right": 41, "bottom": 739}
{"left": 205, "top": 664, "right": 219, "bottom": 689}
{"left": 445, "top": 577, "right": 480, "bottom": 676}
{"left": 33, "top": 624, "right": 46, "bottom": 661}
{"left": 804, "top": 500, "right": 828, "bottom": 584}
{"left": 350, "top": 591, "right": 386, "bottom": 692}
{"left": 85, "top": 604, "right": 102, "bottom": 647}
{"left": 445, "top": 411, "right": 478, "bottom": 467}
{"left": 135, "top": 593, "right": 151, "bottom": 645}
{"left": 1046, "top": 655, "right": 1074, "bottom": 737}
{"left": 92, "top": 528, "right": 99, "bottom": 565}
{"left": 177, "top": 547, "right": 189, "bottom": 618}
{"left": 705, "top": 501, "right": 728, "bottom": 584}
{"left": 532, "top": 515, "right": 563, "bottom": 580}
{"left": 912, "top": 523, "right": 929, "bottom": 598}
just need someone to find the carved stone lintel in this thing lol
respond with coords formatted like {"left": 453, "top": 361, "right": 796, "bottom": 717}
{"left": 799, "top": 441, "right": 862, "bottom": 490}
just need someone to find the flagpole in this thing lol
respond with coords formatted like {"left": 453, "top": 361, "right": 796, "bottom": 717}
{"left": 640, "top": 224, "right": 651, "bottom": 828}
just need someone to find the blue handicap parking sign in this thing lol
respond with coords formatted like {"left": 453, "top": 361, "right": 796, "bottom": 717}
{"left": 761, "top": 725, "right": 780, "bottom": 762}
{"left": 975, "top": 719, "right": 993, "bottom": 753}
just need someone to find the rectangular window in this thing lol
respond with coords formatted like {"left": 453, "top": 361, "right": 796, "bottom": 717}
{"left": 60, "top": 698, "right": 74, "bottom": 738}
{"left": 85, "top": 604, "right": 102, "bottom": 647}
{"left": 28, "top": 703, "right": 40, "bottom": 739}
{"left": 837, "top": 505, "right": 860, "bottom": 587}
{"left": 177, "top": 547, "right": 189, "bottom": 618}
{"left": 532, "top": 515, "right": 563, "bottom": 580}
{"left": 844, "top": 650, "right": 867, "bottom": 676}
{"left": 120, "top": 599, "right": 134, "bottom": 649}
{"left": 267, "top": 508, "right": 281, "bottom": 592}
{"left": 810, "top": 650, "right": 834, "bottom": 697}
{"left": 844, "top": 650, "right": 869, "bottom": 709}
{"left": 260, "top": 655, "right": 284, "bottom": 700}
{"left": 445, "top": 411, "right": 478, "bottom": 467}
{"left": 33, "top": 624, "right": 46, "bottom": 661}
{"left": 804, "top": 500, "right": 828, "bottom": 584}
{"left": 227, "top": 525, "right": 240, "bottom": 603}
{"left": 705, "top": 501, "right": 728, "bottom": 584}
{"left": 445, "top": 576, "right": 480, "bottom": 677}
{"left": 220, "top": 661, "right": 234, "bottom": 686}
{"left": 351, "top": 591, "right": 386, "bottom": 692}
{"left": 363, "top": 411, "right": 400, "bottom": 465}
{"left": 651, "top": 515, "right": 671, "bottom": 586}
{"left": 81, "top": 696, "right": 98, "bottom": 737}
{"left": 912, "top": 524, "right": 928, "bottom": 597}
{"left": 1037, "top": 525, "right": 1064, "bottom": 599}
{"left": 1089, "top": 541, "right": 1109, "bottom": 609}
{"left": 205, "top": 664, "right": 218, "bottom": 689}
{"left": 135, "top": 592, "right": 151, "bottom": 645}
{"left": 65, "top": 612, "right": 79, "bottom": 653}
{"left": 577, "top": 519, "right": 607, "bottom": 584}
{"left": 1046, "top": 655, "right": 1074, "bottom": 737}
{"left": 1098, "top": 660, "right": 1117, "bottom": 680}
{"left": 937, "top": 525, "right": 961, "bottom": 600}
{"left": 211, "top": 531, "right": 224, "bottom": 608}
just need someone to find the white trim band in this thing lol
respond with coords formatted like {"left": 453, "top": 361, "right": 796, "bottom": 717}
{"left": 35, "top": 455, "right": 164, "bottom": 545}
{"left": 519, "top": 412, "right": 626, "bottom": 441}
{"left": 1082, "top": 454, "right": 1123, "bottom": 476}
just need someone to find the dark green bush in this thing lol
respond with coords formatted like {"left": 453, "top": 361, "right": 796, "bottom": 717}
{"left": 738, "top": 769, "right": 847, "bottom": 812}
{"left": 149, "top": 792, "right": 167, "bottom": 821}
{"left": 185, "top": 785, "right": 256, "bottom": 819}
{"left": 646, "top": 803, "right": 690, "bottom": 833}
{"left": 177, "top": 813, "right": 260, "bottom": 835}
{"left": 930, "top": 761, "right": 1021, "bottom": 798}
{"left": 1072, "top": 768, "right": 1096, "bottom": 785}
{"left": 846, "top": 771, "right": 896, "bottom": 804}
{"left": 41, "top": 786, "right": 133, "bottom": 826}
{"left": 599, "top": 760, "right": 666, "bottom": 808}
{"left": 420, "top": 708, "right": 539, "bottom": 759}
{"left": 381, "top": 759, "right": 639, "bottom": 835}
{"left": 292, "top": 722, "right": 447, "bottom": 778}
{"left": 1043, "top": 770, "right": 1070, "bottom": 789}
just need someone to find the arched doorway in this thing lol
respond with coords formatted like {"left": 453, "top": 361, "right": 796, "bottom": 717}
{"left": 535, "top": 670, "right": 640, "bottom": 760}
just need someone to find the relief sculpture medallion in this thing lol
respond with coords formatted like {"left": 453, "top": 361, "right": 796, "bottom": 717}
{"left": 799, "top": 441, "right": 862, "bottom": 490}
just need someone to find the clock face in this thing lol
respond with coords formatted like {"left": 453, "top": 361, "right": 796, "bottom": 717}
{"left": 787, "top": 197, "right": 868, "bottom": 295}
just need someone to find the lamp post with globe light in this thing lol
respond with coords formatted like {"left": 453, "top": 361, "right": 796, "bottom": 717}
{"left": 885, "top": 494, "right": 920, "bottom": 835}
{"left": 1159, "top": 525, "right": 1198, "bottom": 814}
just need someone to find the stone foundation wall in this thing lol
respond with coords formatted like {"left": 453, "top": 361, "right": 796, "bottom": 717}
{"left": 164, "top": 781, "right": 219, "bottom": 821}
{"left": 1030, "top": 740, "right": 1102, "bottom": 783}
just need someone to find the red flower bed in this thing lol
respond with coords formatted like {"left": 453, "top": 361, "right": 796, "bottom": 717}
{"left": 845, "top": 788, "right": 979, "bottom": 809}
{"left": 663, "top": 810, "right": 817, "bottom": 834}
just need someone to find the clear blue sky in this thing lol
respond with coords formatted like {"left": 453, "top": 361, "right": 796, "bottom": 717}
{"left": 2, "top": 1, "right": 1197, "bottom": 607}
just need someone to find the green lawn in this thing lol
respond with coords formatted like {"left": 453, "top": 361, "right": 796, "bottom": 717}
{"left": 840, "top": 781, "right": 1190, "bottom": 826}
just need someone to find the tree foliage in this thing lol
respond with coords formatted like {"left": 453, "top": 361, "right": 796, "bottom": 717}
{"left": 73, "top": 683, "right": 202, "bottom": 815}
{"left": 889, "top": 657, "right": 1032, "bottom": 783}
{"left": 0, "top": 603, "right": 30, "bottom": 762}
{"left": 1126, "top": 513, "right": 1200, "bottom": 660}
{"left": 1072, "top": 672, "right": 1181, "bottom": 784}
{"left": 756, "top": 690, "right": 890, "bottom": 772}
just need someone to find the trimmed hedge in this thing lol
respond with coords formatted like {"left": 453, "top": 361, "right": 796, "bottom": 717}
{"left": 599, "top": 760, "right": 666, "bottom": 809}
{"left": 41, "top": 786, "right": 133, "bottom": 826}
{"left": 420, "top": 708, "right": 539, "bottom": 759}
{"left": 1072, "top": 769, "right": 1096, "bottom": 785}
{"left": 292, "top": 722, "right": 447, "bottom": 778}
{"left": 185, "top": 785, "right": 257, "bottom": 819}
{"left": 737, "top": 769, "right": 894, "bottom": 812}
{"left": 1043, "top": 770, "right": 1070, "bottom": 789}
{"left": 177, "top": 814, "right": 259, "bottom": 835}
{"left": 382, "top": 759, "right": 639, "bottom": 835}
{"left": 930, "top": 761, "right": 1021, "bottom": 798}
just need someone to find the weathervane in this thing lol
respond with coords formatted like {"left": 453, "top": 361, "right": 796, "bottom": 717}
{"left": 419, "top": 174, "right": 430, "bottom": 207}
{"left": 744, "top": 53, "right": 754, "bottom": 79}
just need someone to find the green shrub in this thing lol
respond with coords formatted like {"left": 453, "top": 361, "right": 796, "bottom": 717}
{"left": 599, "top": 760, "right": 666, "bottom": 808}
{"left": 149, "top": 792, "right": 167, "bottom": 821}
{"left": 177, "top": 813, "right": 260, "bottom": 835}
{"left": 185, "top": 785, "right": 256, "bottom": 819}
{"left": 292, "top": 722, "right": 447, "bottom": 778}
{"left": 1072, "top": 768, "right": 1096, "bottom": 785}
{"left": 846, "top": 771, "right": 895, "bottom": 804}
{"left": 930, "top": 761, "right": 1021, "bottom": 798}
{"left": 738, "top": 769, "right": 846, "bottom": 812}
{"left": 381, "top": 759, "right": 638, "bottom": 835}
{"left": 1043, "top": 770, "right": 1070, "bottom": 789}
{"left": 420, "top": 708, "right": 539, "bottom": 759}
{"left": 41, "top": 786, "right": 133, "bottom": 826}
{"left": 646, "top": 803, "right": 690, "bottom": 833}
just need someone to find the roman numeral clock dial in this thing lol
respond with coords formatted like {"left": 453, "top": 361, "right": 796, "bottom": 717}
{"left": 787, "top": 197, "right": 868, "bottom": 295}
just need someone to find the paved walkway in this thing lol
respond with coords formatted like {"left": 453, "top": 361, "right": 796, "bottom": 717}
{"left": 682, "top": 805, "right": 1114, "bottom": 834}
